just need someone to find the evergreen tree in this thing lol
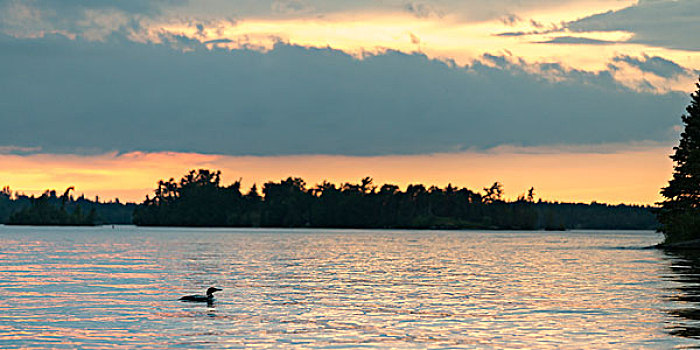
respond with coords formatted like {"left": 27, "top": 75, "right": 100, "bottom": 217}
{"left": 658, "top": 77, "right": 700, "bottom": 242}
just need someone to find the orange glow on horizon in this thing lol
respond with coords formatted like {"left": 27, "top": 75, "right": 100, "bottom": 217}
{"left": 0, "top": 146, "right": 673, "bottom": 205}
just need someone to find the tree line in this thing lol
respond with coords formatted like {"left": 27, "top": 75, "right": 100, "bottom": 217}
{"left": 0, "top": 171, "right": 658, "bottom": 230}
{"left": 0, "top": 186, "right": 135, "bottom": 225}
{"left": 131, "top": 169, "right": 657, "bottom": 230}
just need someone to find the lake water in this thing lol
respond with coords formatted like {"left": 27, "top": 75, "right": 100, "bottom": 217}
{"left": 0, "top": 226, "right": 698, "bottom": 349}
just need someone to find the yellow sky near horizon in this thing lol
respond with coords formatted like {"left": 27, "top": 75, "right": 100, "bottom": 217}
{"left": 0, "top": 146, "right": 673, "bottom": 205}
{"left": 148, "top": 1, "right": 700, "bottom": 93}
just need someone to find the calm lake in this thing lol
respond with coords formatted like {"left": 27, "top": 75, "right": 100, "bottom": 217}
{"left": 0, "top": 226, "right": 698, "bottom": 349}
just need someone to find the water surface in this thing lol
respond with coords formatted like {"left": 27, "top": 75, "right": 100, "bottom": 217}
{"left": 0, "top": 226, "right": 697, "bottom": 349}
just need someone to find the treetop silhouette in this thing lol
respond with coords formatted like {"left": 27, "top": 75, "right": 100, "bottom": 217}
{"left": 658, "top": 77, "right": 700, "bottom": 243}
{"left": 133, "top": 169, "right": 656, "bottom": 230}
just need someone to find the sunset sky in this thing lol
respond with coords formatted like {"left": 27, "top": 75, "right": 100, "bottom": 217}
{"left": 1, "top": 0, "right": 698, "bottom": 204}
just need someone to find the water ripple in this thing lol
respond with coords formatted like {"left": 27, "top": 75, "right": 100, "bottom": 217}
{"left": 0, "top": 226, "right": 695, "bottom": 348}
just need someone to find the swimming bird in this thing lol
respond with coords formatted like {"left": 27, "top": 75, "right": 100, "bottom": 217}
{"left": 179, "top": 287, "right": 222, "bottom": 302}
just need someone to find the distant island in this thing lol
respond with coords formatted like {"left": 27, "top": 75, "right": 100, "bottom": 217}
{"left": 0, "top": 171, "right": 659, "bottom": 230}
{"left": 6, "top": 187, "right": 97, "bottom": 226}
{"left": 0, "top": 186, "right": 135, "bottom": 226}
{"left": 128, "top": 169, "right": 657, "bottom": 230}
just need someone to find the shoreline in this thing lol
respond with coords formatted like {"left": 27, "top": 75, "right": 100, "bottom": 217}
{"left": 652, "top": 239, "right": 700, "bottom": 250}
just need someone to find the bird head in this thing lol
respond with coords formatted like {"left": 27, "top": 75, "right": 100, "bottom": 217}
{"left": 206, "top": 287, "right": 222, "bottom": 295}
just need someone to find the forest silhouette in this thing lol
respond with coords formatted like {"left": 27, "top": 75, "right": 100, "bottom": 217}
{"left": 0, "top": 170, "right": 657, "bottom": 229}
{"left": 128, "top": 169, "right": 656, "bottom": 230}
{"left": 0, "top": 186, "right": 134, "bottom": 226}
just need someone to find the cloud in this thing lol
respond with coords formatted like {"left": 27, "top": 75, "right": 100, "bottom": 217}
{"left": 612, "top": 54, "right": 691, "bottom": 79}
{"left": 0, "top": 146, "right": 42, "bottom": 155}
{"left": 495, "top": 27, "right": 560, "bottom": 37}
{"left": 2, "top": 0, "right": 559, "bottom": 43}
{"left": 495, "top": 31, "right": 527, "bottom": 37}
{"left": 0, "top": 0, "right": 180, "bottom": 14}
{"left": 11, "top": 0, "right": 605, "bottom": 24}
{"left": 0, "top": 33, "right": 688, "bottom": 156}
{"left": 535, "top": 36, "right": 617, "bottom": 45}
{"left": 404, "top": 2, "right": 442, "bottom": 19}
{"left": 500, "top": 14, "right": 521, "bottom": 26}
{"left": 0, "top": 0, "right": 176, "bottom": 40}
{"left": 565, "top": 0, "right": 700, "bottom": 51}
{"left": 271, "top": 0, "right": 313, "bottom": 15}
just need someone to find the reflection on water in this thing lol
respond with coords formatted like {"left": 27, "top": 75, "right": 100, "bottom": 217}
{"left": 0, "top": 226, "right": 696, "bottom": 348}
{"left": 663, "top": 248, "right": 700, "bottom": 340}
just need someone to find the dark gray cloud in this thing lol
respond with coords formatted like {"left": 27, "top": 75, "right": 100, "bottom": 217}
{"left": 0, "top": 0, "right": 183, "bottom": 41}
{"left": 495, "top": 31, "right": 528, "bottom": 37}
{"left": 271, "top": 0, "right": 313, "bottom": 15}
{"left": 535, "top": 36, "right": 617, "bottom": 45}
{"left": 0, "top": 0, "right": 180, "bottom": 15}
{"left": 0, "top": 34, "right": 687, "bottom": 156}
{"left": 566, "top": 0, "right": 700, "bottom": 51}
{"left": 495, "top": 27, "right": 559, "bottom": 37}
{"left": 500, "top": 14, "right": 521, "bottom": 26}
{"left": 404, "top": 2, "right": 443, "bottom": 19}
{"left": 204, "top": 38, "right": 234, "bottom": 45}
{"left": 612, "top": 54, "right": 691, "bottom": 79}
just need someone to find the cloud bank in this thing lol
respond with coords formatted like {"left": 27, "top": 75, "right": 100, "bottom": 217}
{"left": 0, "top": 0, "right": 634, "bottom": 41}
{"left": 0, "top": 34, "right": 687, "bottom": 156}
{"left": 566, "top": 0, "right": 700, "bottom": 51}
{"left": 612, "top": 54, "right": 693, "bottom": 79}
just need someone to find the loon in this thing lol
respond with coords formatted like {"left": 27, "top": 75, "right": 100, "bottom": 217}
{"left": 179, "top": 287, "right": 222, "bottom": 302}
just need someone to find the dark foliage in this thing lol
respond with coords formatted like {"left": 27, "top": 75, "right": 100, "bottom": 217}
{"left": 133, "top": 169, "right": 658, "bottom": 230}
{"left": 658, "top": 77, "right": 700, "bottom": 243}
{"left": 0, "top": 186, "right": 136, "bottom": 225}
{"left": 7, "top": 187, "right": 96, "bottom": 226}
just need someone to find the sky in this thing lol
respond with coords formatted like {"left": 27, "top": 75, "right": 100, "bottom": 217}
{"left": 0, "top": 0, "right": 698, "bottom": 204}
